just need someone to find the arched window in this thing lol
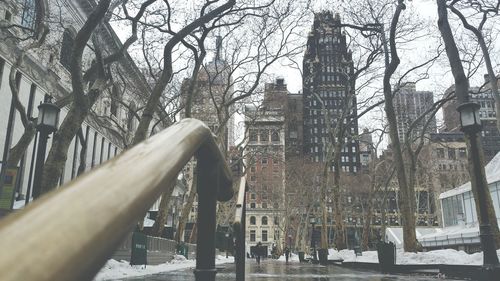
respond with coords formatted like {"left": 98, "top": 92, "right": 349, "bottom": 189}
{"left": 21, "top": 0, "right": 36, "bottom": 29}
{"left": 110, "top": 84, "right": 121, "bottom": 117}
{"left": 261, "top": 216, "right": 268, "bottom": 225}
{"left": 271, "top": 130, "right": 280, "bottom": 142}
{"left": 250, "top": 216, "right": 256, "bottom": 225}
{"left": 60, "top": 29, "right": 75, "bottom": 70}
{"left": 127, "top": 101, "right": 136, "bottom": 130}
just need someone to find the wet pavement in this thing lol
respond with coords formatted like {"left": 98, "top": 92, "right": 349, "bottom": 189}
{"left": 122, "top": 259, "right": 461, "bottom": 280}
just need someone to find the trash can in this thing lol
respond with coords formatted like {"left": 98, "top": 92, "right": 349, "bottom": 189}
{"left": 177, "top": 243, "right": 188, "bottom": 259}
{"left": 377, "top": 241, "right": 395, "bottom": 272}
{"left": 130, "top": 231, "right": 147, "bottom": 266}
{"left": 318, "top": 248, "right": 328, "bottom": 265}
{"left": 298, "top": 251, "right": 305, "bottom": 263}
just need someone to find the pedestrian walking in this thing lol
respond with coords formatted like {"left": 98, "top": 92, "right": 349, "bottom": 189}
{"left": 255, "top": 242, "right": 262, "bottom": 265}
{"left": 285, "top": 247, "right": 290, "bottom": 264}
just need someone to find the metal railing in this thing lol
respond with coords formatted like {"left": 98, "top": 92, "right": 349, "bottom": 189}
{"left": 233, "top": 176, "right": 247, "bottom": 281}
{"left": 0, "top": 119, "right": 233, "bottom": 281}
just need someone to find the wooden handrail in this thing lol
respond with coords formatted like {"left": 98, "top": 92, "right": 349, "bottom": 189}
{"left": 0, "top": 118, "right": 233, "bottom": 281}
{"left": 233, "top": 176, "right": 247, "bottom": 281}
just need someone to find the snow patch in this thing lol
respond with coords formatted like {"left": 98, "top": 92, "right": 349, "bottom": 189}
{"left": 93, "top": 256, "right": 234, "bottom": 280}
{"left": 327, "top": 248, "right": 500, "bottom": 265}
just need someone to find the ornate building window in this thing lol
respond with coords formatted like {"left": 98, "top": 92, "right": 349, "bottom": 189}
{"left": 250, "top": 216, "right": 256, "bottom": 225}
{"left": 21, "top": 0, "right": 36, "bottom": 30}
{"left": 60, "top": 29, "right": 75, "bottom": 70}
{"left": 261, "top": 216, "right": 268, "bottom": 225}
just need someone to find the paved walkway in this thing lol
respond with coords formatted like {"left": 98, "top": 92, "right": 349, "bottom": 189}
{"left": 121, "top": 259, "right": 462, "bottom": 280}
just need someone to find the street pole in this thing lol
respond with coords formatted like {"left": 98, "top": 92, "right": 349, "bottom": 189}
{"left": 32, "top": 130, "right": 49, "bottom": 199}
{"left": 466, "top": 130, "right": 499, "bottom": 266}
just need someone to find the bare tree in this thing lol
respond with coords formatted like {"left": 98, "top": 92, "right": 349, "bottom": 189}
{"left": 39, "top": 0, "right": 155, "bottom": 195}
{"left": 437, "top": 0, "right": 500, "bottom": 246}
{"left": 0, "top": 0, "right": 49, "bottom": 202}
{"left": 447, "top": 0, "right": 500, "bottom": 131}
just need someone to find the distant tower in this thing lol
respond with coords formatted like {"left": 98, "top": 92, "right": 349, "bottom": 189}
{"left": 393, "top": 83, "right": 436, "bottom": 143}
{"left": 302, "top": 11, "right": 360, "bottom": 173}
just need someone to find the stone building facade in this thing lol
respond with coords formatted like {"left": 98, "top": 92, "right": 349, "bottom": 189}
{"left": 442, "top": 75, "right": 500, "bottom": 163}
{"left": 244, "top": 79, "right": 287, "bottom": 256}
{"left": 0, "top": 1, "right": 152, "bottom": 210}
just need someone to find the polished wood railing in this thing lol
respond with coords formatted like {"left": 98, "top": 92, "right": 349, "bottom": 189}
{"left": 0, "top": 118, "right": 233, "bottom": 281}
{"left": 233, "top": 176, "right": 247, "bottom": 281}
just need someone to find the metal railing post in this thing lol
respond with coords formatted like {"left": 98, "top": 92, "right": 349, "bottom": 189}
{"left": 0, "top": 119, "right": 233, "bottom": 281}
{"left": 194, "top": 148, "right": 220, "bottom": 281}
{"left": 234, "top": 177, "right": 247, "bottom": 281}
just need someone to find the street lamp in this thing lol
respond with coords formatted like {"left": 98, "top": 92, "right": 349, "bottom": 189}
{"left": 457, "top": 102, "right": 482, "bottom": 132}
{"left": 310, "top": 217, "right": 317, "bottom": 261}
{"left": 31, "top": 96, "right": 60, "bottom": 200}
{"left": 457, "top": 101, "right": 499, "bottom": 268}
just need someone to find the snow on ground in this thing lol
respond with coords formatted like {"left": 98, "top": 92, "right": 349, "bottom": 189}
{"left": 327, "top": 248, "right": 500, "bottom": 265}
{"left": 93, "top": 255, "right": 234, "bottom": 281}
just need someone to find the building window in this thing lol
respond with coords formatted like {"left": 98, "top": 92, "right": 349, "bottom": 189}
{"left": 262, "top": 202, "right": 267, "bottom": 209}
{"left": 110, "top": 84, "right": 120, "bottom": 117}
{"left": 261, "top": 158, "right": 268, "bottom": 165}
{"left": 271, "top": 130, "right": 280, "bottom": 142}
{"left": 22, "top": 83, "right": 36, "bottom": 118}
{"left": 5, "top": 10, "right": 12, "bottom": 22}
{"left": 436, "top": 148, "right": 445, "bottom": 158}
{"left": 250, "top": 193, "right": 256, "bottom": 200}
{"left": 250, "top": 230, "right": 256, "bottom": 242}
{"left": 249, "top": 129, "right": 258, "bottom": 142}
{"left": 262, "top": 230, "right": 268, "bottom": 242}
{"left": 250, "top": 216, "right": 256, "bottom": 225}
{"left": 127, "top": 101, "right": 136, "bottom": 130}
{"left": 458, "top": 148, "right": 467, "bottom": 158}
{"left": 21, "top": 0, "right": 36, "bottom": 30}
{"left": 250, "top": 202, "right": 256, "bottom": 209}
{"left": 60, "top": 29, "right": 75, "bottom": 70}
{"left": 262, "top": 216, "right": 268, "bottom": 225}
{"left": 260, "top": 129, "right": 269, "bottom": 142}
{"left": 0, "top": 58, "right": 5, "bottom": 89}
{"left": 448, "top": 148, "right": 456, "bottom": 160}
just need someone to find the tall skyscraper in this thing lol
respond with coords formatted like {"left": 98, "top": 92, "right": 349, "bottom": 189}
{"left": 393, "top": 82, "right": 437, "bottom": 143}
{"left": 302, "top": 11, "right": 360, "bottom": 173}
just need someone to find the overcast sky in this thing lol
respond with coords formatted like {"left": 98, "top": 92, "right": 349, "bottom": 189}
{"left": 112, "top": 0, "right": 499, "bottom": 148}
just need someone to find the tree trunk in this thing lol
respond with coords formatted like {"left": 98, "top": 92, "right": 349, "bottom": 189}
{"left": 333, "top": 142, "right": 346, "bottom": 250}
{"left": 382, "top": 0, "right": 417, "bottom": 252}
{"left": 437, "top": 0, "right": 500, "bottom": 248}
{"left": 362, "top": 182, "right": 375, "bottom": 250}
{"left": 175, "top": 166, "right": 197, "bottom": 243}
{"left": 152, "top": 180, "right": 176, "bottom": 237}
{"left": 40, "top": 103, "right": 89, "bottom": 195}
{"left": 6, "top": 124, "right": 36, "bottom": 168}
{"left": 77, "top": 128, "right": 88, "bottom": 176}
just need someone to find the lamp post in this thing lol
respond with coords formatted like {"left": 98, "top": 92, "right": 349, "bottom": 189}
{"left": 225, "top": 233, "right": 230, "bottom": 258}
{"left": 32, "top": 96, "right": 60, "bottom": 200}
{"left": 457, "top": 101, "right": 499, "bottom": 267}
{"left": 310, "top": 217, "right": 317, "bottom": 261}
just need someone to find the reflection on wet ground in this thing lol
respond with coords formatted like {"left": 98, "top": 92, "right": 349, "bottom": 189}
{"left": 122, "top": 259, "right": 461, "bottom": 280}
